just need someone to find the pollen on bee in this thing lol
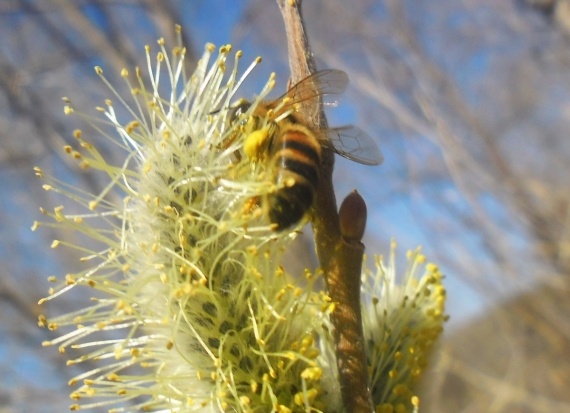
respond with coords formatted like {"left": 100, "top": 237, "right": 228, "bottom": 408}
{"left": 244, "top": 128, "right": 270, "bottom": 158}
{"left": 284, "top": 177, "right": 296, "bottom": 188}
{"left": 242, "top": 196, "right": 260, "bottom": 214}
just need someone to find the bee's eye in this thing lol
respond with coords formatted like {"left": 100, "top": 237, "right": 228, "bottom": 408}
{"left": 229, "top": 101, "right": 252, "bottom": 124}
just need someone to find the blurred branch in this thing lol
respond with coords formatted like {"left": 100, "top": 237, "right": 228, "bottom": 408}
{"left": 91, "top": 0, "right": 140, "bottom": 68}
{"left": 19, "top": 0, "right": 92, "bottom": 66}
{"left": 0, "top": 51, "right": 106, "bottom": 210}
{"left": 449, "top": 355, "right": 570, "bottom": 412}
{"left": 384, "top": 0, "right": 570, "bottom": 278}
{"left": 50, "top": 0, "right": 132, "bottom": 73}
{"left": 0, "top": 52, "right": 67, "bottom": 164}
{"left": 0, "top": 276, "right": 42, "bottom": 321}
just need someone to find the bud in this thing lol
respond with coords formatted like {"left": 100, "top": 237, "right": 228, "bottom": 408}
{"left": 339, "top": 190, "right": 367, "bottom": 242}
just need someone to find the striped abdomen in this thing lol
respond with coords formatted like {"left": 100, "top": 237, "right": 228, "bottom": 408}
{"left": 267, "top": 125, "right": 322, "bottom": 230}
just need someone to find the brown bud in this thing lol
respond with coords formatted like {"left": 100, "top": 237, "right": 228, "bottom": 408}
{"left": 339, "top": 190, "right": 367, "bottom": 242}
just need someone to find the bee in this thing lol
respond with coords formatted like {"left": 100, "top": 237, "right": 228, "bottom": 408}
{"left": 230, "top": 69, "right": 383, "bottom": 231}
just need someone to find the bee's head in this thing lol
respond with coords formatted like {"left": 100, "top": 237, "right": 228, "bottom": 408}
{"left": 228, "top": 99, "right": 252, "bottom": 125}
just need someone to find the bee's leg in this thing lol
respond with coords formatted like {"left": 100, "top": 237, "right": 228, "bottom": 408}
{"left": 217, "top": 131, "right": 243, "bottom": 163}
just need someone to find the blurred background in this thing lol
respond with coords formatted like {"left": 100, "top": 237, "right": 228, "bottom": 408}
{"left": 1, "top": 0, "right": 570, "bottom": 412}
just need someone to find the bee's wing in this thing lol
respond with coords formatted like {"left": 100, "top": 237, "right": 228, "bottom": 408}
{"left": 268, "top": 70, "right": 349, "bottom": 112}
{"left": 325, "top": 126, "right": 384, "bottom": 166}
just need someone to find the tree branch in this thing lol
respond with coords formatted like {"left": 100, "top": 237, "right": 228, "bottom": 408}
{"left": 276, "top": 1, "right": 373, "bottom": 412}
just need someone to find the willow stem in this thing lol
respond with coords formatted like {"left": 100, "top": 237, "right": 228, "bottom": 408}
{"left": 276, "top": 1, "right": 374, "bottom": 412}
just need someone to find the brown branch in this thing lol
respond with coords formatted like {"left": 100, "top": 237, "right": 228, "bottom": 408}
{"left": 276, "top": 1, "right": 373, "bottom": 412}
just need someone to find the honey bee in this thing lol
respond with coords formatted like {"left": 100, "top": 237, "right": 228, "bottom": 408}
{"left": 231, "top": 69, "right": 383, "bottom": 231}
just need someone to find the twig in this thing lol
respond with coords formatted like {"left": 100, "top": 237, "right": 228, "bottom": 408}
{"left": 276, "top": 1, "right": 374, "bottom": 412}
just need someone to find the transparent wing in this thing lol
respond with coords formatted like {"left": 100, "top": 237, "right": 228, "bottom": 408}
{"left": 268, "top": 70, "right": 349, "bottom": 113}
{"left": 325, "top": 126, "right": 383, "bottom": 166}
